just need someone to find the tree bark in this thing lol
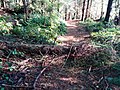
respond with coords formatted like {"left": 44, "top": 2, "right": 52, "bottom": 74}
{"left": 101, "top": 0, "right": 104, "bottom": 18}
{"left": 57, "top": 0, "right": 60, "bottom": 13}
{"left": 104, "top": 0, "right": 114, "bottom": 22}
{"left": 88, "top": 0, "right": 92, "bottom": 18}
{"left": 22, "top": 0, "right": 29, "bottom": 20}
{"left": 118, "top": 0, "right": 120, "bottom": 25}
{"left": 1, "top": 0, "right": 5, "bottom": 8}
{"left": 85, "top": 0, "right": 90, "bottom": 20}
{"left": 65, "top": 7, "right": 67, "bottom": 20}
{"left": 81, "top": 0, "right": 86, "bottom": 21}
{"left": 118, "top": 9, "right": 120, "bottom": 25}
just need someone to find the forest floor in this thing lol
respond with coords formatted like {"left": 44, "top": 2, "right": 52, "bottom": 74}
{"left": 0, "top": 20, "right": 120, "bottom": 90}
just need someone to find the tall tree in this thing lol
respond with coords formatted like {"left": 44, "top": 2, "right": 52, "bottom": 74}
{"left": 85, "top": 0, "right": 90, "bottom": 20}
{"left": 65, "top": 6, "right": 68, "bottom": 20}
{"left": 1, "top": 0, "right": 5, "bottom": 8}
{"left": 118, "top": 0, "right": 120, "bottom": 25}
{"left": 101, "top": 0, "right": 104, "bottom": 18}
{"left": 22, "top": 0, "right": 29, "bottom": 20}
{"left": 81, "top": 0, "right": 86, "bottom": 21}
{"left": 104, "top": 0, "right": 114, "bottom": 22}
{"left": 88, "top": 0, "right": 92, "bottom": 18}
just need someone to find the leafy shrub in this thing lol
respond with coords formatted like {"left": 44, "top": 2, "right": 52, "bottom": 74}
{"left": 86, "top": 22, "right": 105, "bottom": 32}
{"left": 91, "top": 31, "right": 116, "bottom": 44}
{"left": 107, "top": 63, "right": 120, "bottom": 86}
{"left": 0, "top": 16, "right": 13, "bottom": 35}
{"left": 113, "top": 42, "right": 120, "bottom": 57}
{"left": 80, "top": 18, "right": 105, "bottom": 32}
{"left": 78, "top": 20, "right": 120, "bottom": 67}
{"left": 11, "top": 15, "right": 67, "bottom": 44}
{"left": 91, "top": 27, "right": 120, "bottom": 45}
{"left": 82, "top": 19, "right": 120, "bottom": 47}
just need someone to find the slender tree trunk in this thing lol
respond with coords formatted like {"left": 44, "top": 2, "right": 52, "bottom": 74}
{"left": 85, "top": 0, "right": 90, "bottom": 20}
{"left": 104, "top": 0, "right": 114, "bottom": 22}
{"left": 76, "top": 9, "right": 79, "bottom": 19}
{"left": 118, "top": 0, "right": 120, "bottom": 25}
{"left": 101, "top": 0, "right": 104, "bottom": 18}
{"left": 1, "top": 0, "right": 5, "bottom": 8}
{"left": 57, "top": 0, "right": 60, "bottom": 13}
{"left": 22, "top": 0, "right": 29, "bottom": 20}
{"left": 65, "top": 7, "right": 67, "bottom": 20}
{"left": 88, "top": 0, "right": 92, "bottom": 18}
{"left": 81, "top": 0, "right": 86, "bottom": 21}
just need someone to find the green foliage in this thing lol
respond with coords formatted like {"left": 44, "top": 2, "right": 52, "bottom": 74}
{"left": 0, "top": 16, "right": 13, "bottom": 35}
{"left": 11, "top": 15, "right": 67, "bottom": 44}
{"left": 58, "top": 22, "right": 67, "bottom": 35}
{"left": 0, "top": 87, "right": 5, "bottom": 90}
{"left": 11, "top": 49, "right": 24, "bottom": 57}
{"left": 107, "top": 63, "right": 120, "bottom": 86}
{"left": 0, "top": 0, "right": 67, "bottom": 44}
{"left": 91, "top": 27, "right": 120, "bottom": 57}
{"left": 0, "top": 58, "right": 15, "bottom": 72}
{"left": 80, "top": 19, "right": 120, "bottom": 68}
{"left": 107, "top": 76, "right": 120, "bottom": 86}
{"left": 114, "top": 42, "right": 120, "bottom": 57}
{"left": 91, "top": 31, "right": 116, "bottom": 44}
{"left": 112, "top": 63, "right": 120, "bottom": 71}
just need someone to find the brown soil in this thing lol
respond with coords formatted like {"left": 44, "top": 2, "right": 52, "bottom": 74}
{"left": 57, "top": 20, "right": 90, "bottom": 46}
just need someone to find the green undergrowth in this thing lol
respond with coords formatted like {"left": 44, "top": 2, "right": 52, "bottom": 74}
{"left": 0, "top": 15, "right": 67, "bottom": 44}
{"left": 78, "top": 19, "right": 120, "bottom": 87}
{"left": 107, "top": 63, "right": 120, "bottom": 86}
{"left": 0, "top": 16, "right": 13, "bottom": 35}
{"left": 64, "top": 19, "right": 120, "bottom": 68}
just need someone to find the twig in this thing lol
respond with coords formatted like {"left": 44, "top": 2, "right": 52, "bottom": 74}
{"left": 2, "top": 84, "right": 33, "bottom": 88}
{"left": 98, "top": 77, "right": 104, "bottom": 84}
{"left": 61, "top": 45, "right": 73, "bottom": 70}
{"left": 33, "top": 55, "right": 66, "bottom": 89}
{"left": 88, "top": 66, "right": 92, "bottom": 73}
{"left": 33, "top": 66, "right": 47, "bottom": 88}
{"left": 105, "top": 79, "right": 109, "bottom": 90}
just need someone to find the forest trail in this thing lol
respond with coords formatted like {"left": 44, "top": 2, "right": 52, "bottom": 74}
{"left": 35, "top": 20, "right": 92, "bottom": 90}
{"left": 57, "top": 20, "right": 91, "bottom": 46}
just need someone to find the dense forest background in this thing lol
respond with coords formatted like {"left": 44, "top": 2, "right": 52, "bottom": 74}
{"left": 0, "top": 0, "right": 120, "bottom": 22}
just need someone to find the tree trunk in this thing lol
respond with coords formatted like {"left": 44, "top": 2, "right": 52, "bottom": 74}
{"left": 81, "top": 0, "right": 86, "bottom": 21}
{"left": 101, "top": 0, "right": 104, "bottom": 18}
{"left": 85, "top": 0, "right": 90, "bottom": 20}
{"left": 118, "top": 0, "right": 120, "bottom": 25}
{"left": 57, "top": 0, "right": 60, "bottom": 13}
{"left": 22, "top": 0, "right": 29, "bottom": 20}
{"left": 65, "top": 7, "right": 67, "bottom": 20}
{"left": 1, "top": 0, "right": 5, "bottom": 8}
{"left": 104, "top": 0, "right": 114, "bottom": 22}
{"left": 118, "top": 9, "right": 120, "bottom": 25}
{"left": 88, "top": 0, "right": 92, "bottom": 18}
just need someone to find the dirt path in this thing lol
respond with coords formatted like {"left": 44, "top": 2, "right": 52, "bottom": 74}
{"left": 34, "top": 20, "right": 92, "bottom": 90}
{"left": 57, "top": 20, "right": 90, "bottom": 46}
